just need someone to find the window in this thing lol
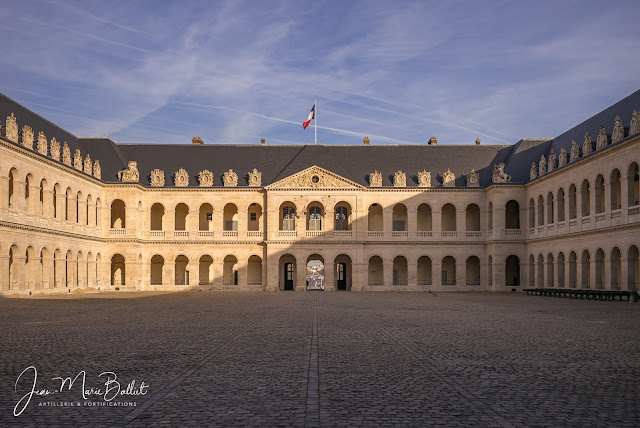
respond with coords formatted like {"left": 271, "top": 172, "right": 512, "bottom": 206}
{"left": 308, "top": 206, "right": 322, "bottom": 230}
{"left": 282, "top": 207, "right": 295, "bottom": 231}
{"left": 335, "top": 206, "right": 348, "bottom": 230}
{"left": 206, "top": 213, "right": 213, "bottom": 221}
{"left": 250, "top": 212, "right": 257, "bottom": 221}
{"left": 286, "top": 264, "right": 294, "bottom": 280}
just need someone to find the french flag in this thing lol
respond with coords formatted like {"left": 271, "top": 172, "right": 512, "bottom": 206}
{"left": 303, "top": 104, "right": 315, "bottom": 129}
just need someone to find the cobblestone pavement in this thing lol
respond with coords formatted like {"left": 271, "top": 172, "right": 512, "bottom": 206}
{"left": 1, "top": 291, "right": 639, "bottom": 427}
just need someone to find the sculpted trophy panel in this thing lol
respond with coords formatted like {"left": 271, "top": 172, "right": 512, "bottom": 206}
{"left": 37, "top": 131, "right": 47, "bottom": 155}
{"left": 538, "top": 155, "right": 547, "bottom": 176}
{"left": 5, "top": 113, "right": 18, "bottom": 143}
{"left": 174, "top": 168, "right": 189, "bottom": 187}
{"left": 492, "top": 163, "right": 511, "bottom": 183}
{"left": 570, "top": 140, "right": 579, "bottom": 162}
{"left": 118, "top": 161, "right": 139, "bottom": 182}
{"left": 596, "top": 125, "right": 607, "bottom": 150}
{"left": 558, "top": 147, "right": 567, "bottom": 167}
{"left": 150, "top": 169, "right": 165, "bottom": 187}
{"left": 393, "top": 170, "right": 406, "bottom": 187}
{"left": 50, "top": 137, "right": 60, "bottom": 161}
{"left": 369, "top": 170, "right": 382, "bottom": 187}
{"left": 583, "top": 132, "right": 592, "bottom": 155}
{"left": 248, "top": 168, "right": 261, "bottom": 186}
{"left": 62, "top": 142, "right": 71, "bottom": 166}
{"left": 442, "top": 169, "right": 455, "bottom": 187}
{"left": 199, "top": 169, "right": 213, "bottom": 187}
{"left": 84, "top": 154, "right": 92, "bottom": 175}
{"left": 630, "top": 110, "right": 639, "bottom": 135}
{"left": 547, "top": 149, "right": 555, "bottom": 172}
{"left": 466, "top": 169, "right": 479, "bottom": 187}
{"left": 611, "top": 116, "right": 624, "bottom": 143}
{"left": 93, "top": 160, "right": 101, "bottom": 179}
{"left": 418, "top": 170, "right": 431, "bottom": 187}
{"left": 73, "top": 149, "right": 83, "bottom": 170}
{"left": 530, "top": 162, "right": 537, "bottom": 180}
{"left": 223, "top": 169, "right": 238, "bottom": 187}
{"left": 21, "top": 125, "right": 33, "bottom": 149}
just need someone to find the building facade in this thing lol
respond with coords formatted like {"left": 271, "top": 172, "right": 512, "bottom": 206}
{"left": 0, "top": 91, "right": 639, "bottom": 295}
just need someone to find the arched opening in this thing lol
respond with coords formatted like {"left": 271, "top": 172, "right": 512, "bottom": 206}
{"left": 392, "top": 204, "right": 407, "bottom": 232}
{"left": 610, "top": 247, "right": 621, "bottom": 290}
{"left": 537, "top": 196, "right": 544, "bottom": 226}
{"left": 537, "top": 254, "right": 544, "bottom": 287}
{"left": 488, "top": 255, "right": 493, "bottom": 285}
{"left": 151, "top": 203, "right": 165, "bottom": 231}
{"left": 65, "top": 250, "right": 73, "bottom": 287}
{"left": 628, "top": 245, "right": 639, "bottom": 291}
{"left": 306, "top": 202, "right": 324, "bottom": 231}
{"left": 280, "top": 202, "right": 296, "bottom": 231}
{"left": 8, "top": 168, "right": 16, "bottom": 209}
{"left": 75, "top": 191, "right": 82, "bottom": 223}
{"left": 528, "top": 254, "right": 535, "bottom": 286}
{"left": 368, "top": 203, "right": 383, "bottom": 231}
{"left": 150, "top": 255, "right": 164, "bottom": 285}
{"left": 610, "top": 169, "right": 621, "bottom": 211}
{"left": 595, "top": 175, "right": 605, "bottom": 214}
{"left": 392, "top": 256, "right": 408, "bottom": 285}
{"left": 223, "top": 204, "right": 238, "bottom": 231}
{"left": 417, "top": 204, "right": 432, "bottom": 231}
{"left": 547, "top": 253, "right": 554, "bottom": 287}
{"left": 223, "top": 255, "right": 238, "bottom": 286}
{"left": 557, "top": 252, "right": 565, "bottom": 287}
{"left": 569, "top": 251, "right": 577, "bottom": 288}
{"left": 95, "top": 198, "right": 101, "bottom": 227}
{"left": 39, "top": 179, "right": 46, "bottom": 216}
{"left": 557, "top": 189, "right": 565, "bottom": 222}
{"left": 569, "top": 184, "right": 577, "bottom": 219}
{"left": 111, "top": 254, "right": 125, "bottom": 286}
{"left": 25, "top": 246, "right": 35, "bottom": 289}
{"left": 441, "top": 203, "right": 456, "bottom": 232}
{"left": 465, "top": 256, "right": 480, "bottom": 285}
{"left": 628, "top": 162, "right": 639, "bottom": 207}
{"left": 595, "top": 248, "right": 605, "bottom": 289}
{"left": 175, "top": 255, "right": 189, "bottom": 285}
{"left": 528, "top": 199, "right": 535, "bottom": 228}
{"left": 547, "top": 192, "right": 554, "bottom": 224}
{"left": 175, "top": 203, "right": 189, "bottom": 231}
{"left": 417, "top": 256, "right": 432, "bottom": 286}
{"left": 334, "top": 254, "right": 352, "bottom": 290}
{"left": 505, "top": 200, "right": 520, "bottom": 229}
{"left": 488, "top": 202, "right": 493, "bottom": 231}
{"left": 53, "top": 184, "right": 60, "bottom": 219}
{"left": 199, "top": 255, "right": 213, "bottom": 285}
{"left": 581, "top": 179, "right": 590, "bottom": 217}
{"left": 368, "top": 256, "right": 383, "bottom": 285}
{"left": 279, "top": 254, "right": 296, "bottom": 290}
{"left": 247, "top": 255, "right": 262, "bottom": 285}
{"left": 247, "top": 203, "right": 262, "bottom": 231}
{"left": 86, "top": 194, "right": 92, "bottom": 226}
{"left": 65, "top": 188, "right": 72, "bottom": 221}
{"left": 505, "top": 255, "right": 520, "bottom": 286}
{"left": 9, "top": 244, "right": 18, "bottom": 290}
{"left": 334, "top": 202, "right": 351, "bottom": 231}
{"left": 199, "top": 203, "right": 213, "bottom": 231}
{"left": 442, "top": 256, "right": 456, "bottom": 285}
{"left": 110, "top": 199, "right": 125, "bottom": 228}
{"left": 25, "top": 174, "right": 32, "bottom": 214}
{"left": 466, "top": 204, "right": 480, "bottom": 231}
{"left": 306, "top": 254, "right": 325, "bottom": 290}
{"left": 581, "top": 250, "right": 590, "bottom": 289}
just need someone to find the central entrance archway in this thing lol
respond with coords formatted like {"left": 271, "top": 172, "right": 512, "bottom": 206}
{"left": 306, "top": 254, "right": 324, "bottom": 291}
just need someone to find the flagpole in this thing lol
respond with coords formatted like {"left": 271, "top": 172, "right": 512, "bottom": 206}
{"left": 314, "top": 98, "right": 317, "bottom": 144}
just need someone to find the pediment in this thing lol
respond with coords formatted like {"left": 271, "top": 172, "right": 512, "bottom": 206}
{"left": 266, "top": 166, "right": 364, "bottom": 190}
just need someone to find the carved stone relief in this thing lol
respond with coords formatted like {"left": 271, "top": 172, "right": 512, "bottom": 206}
{"left": 570, "top": 140, "right": 579, "bottom": 162}
{"left": 150, "top": 169, "right": 165, "bottom": 186}
{"left": 442, "top": 169, "right": 455, "bottom": 187}
{"left": 5, "top": 113, "right": 18, "bottom": 143}
{"left": 393, "top": 170, "right": 406, "bottom": 187}
{"left": 369, "top": 170, "right": 382, "bottom": 187}
{"left": 611, "top": 116, "right": 624, "bottom": 143}
{"left": 418, "top": 170, "right": 431, "bottom": 187}
{"left": 50, "top": 137, "right": 60, "bottom": 161}
{"left": 62, "top": 142, "right": 71, "bottom": 166}
{"left": 93, "top": 160, "right": 101, "bottom": 179}
{"left": 118, "top": 161, "right": 139, "bottom": 182}
{"left": 583, "top": 132, "right": 592, "bottom": 155}
{"left": 84, "top": 154, "right": 92, "bottom": 175}
{"left": 248, "top": 168, "right": 261, "bottom": 186}
{"left": 630, "top": 110, "right": 639, "bottom": 135}
{"left": 548, "top": 149, "right": 556, "bottom": 172}
{"left": 538, "top": 155, "right": 547, "bottom": 176}
{"left": 21, "top": 125, "right": 33, "bottom": 149}
{"left": 199, "top": 169, "right": 213, "bottom": 187}
{"left": 530, "top": 162, "right": 537, "bottom": 180}
{"left": 223, "top": 169, "right": 238, "bottom": 187}
{"left": 466, "top": 169, "right": 479, "bottom": 187}
{"left": 37, "top": 131, "right": 47, "bottom": 155}
{"left": 492, "top": 163, "right": 511, "bottom": 183}
{"left": 558, "top": 147, "right": 567, "bottom": 167}
{"left": 73, "top": 149, "right": 82, "bottom": 170}
{"left": 596, "top": 125, "right": 607, "bottom": 150}
{"left": 174, "top": 168, "right": 189, "bottom": 187}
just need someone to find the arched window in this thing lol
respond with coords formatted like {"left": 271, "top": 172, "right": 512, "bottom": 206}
{"left": 368, "top": 204, "right": 383, "bottom": 231}
{"left": 465, "top": 204, "right": 480, "bottom": 231}
{"left": 175, "top": 203, "right": 189, "bottom": 231}
{"left": 628, "top": 162, "right": 639, "bottom": 207}
{"left": 610, "top": 169, "right": 621, "bottom": 211}
{"left": 198, "top": 203, "right": 213, "bottom": 231}
{"left": 442, "top": 256, "right": 456, "bottom": 285}
{"left": 392, "top": 204, "right": 407, "bottom": 231}
{"left": 547, "top": 192, "right": 554, "bottom": 224}
{"left": 537, "top": 195, "right": 544, "bottom": 226}
{"left": 307, "top": 203, "right": 323, "bottom": 231}
{"left": 441, "top": 203, "right": 456, "bottom": 232}
{"left": 247, "top": 203, "right": 262, "bottom": 231}
{"left": 581, "top": 179, "right": 590, "bottom": 217}
{"left": 151, "top": 203, "right": 165, "bottom": 231}
{"left": 417, "top": 204, "right": 432, "bottom": 231}
{"left": 505, "top": 255, "right": 520, "bottom": 286}
{"left": 568, "top": 184, "right": 577, "bottom": 219}
{"left": 595, "top": 175, "right": 605, "bottom": 214}
{"left": 528, "top": 199, "right": 535, "bottom": 228}
{"left": 110, "top": 199, "right": 125, "bottom": 228}
{"left": 223, "top": 204, "right": 238, "bottom": 231}
{"left": 505, "top": 200, "right": 520, "bottom": 229}
{"left": 557, "top": 189, "right": 565, "bottom": 222}
{"left": 281, "top": 204, "right": 296, "bottom": 231}
{"left": 334, "top": 204, "right": 350, "bottom": 230}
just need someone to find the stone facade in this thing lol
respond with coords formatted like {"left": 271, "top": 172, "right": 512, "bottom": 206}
{"left": 0, "top": 97, "right": 639, "bottom": 296}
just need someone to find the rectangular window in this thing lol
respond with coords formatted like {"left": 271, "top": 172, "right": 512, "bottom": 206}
{"left": 392, "top": 220, "right": 406, "bottom": 231}
{"left": 206, "top": 213, "right": 212, "bottom": 221}
{"left": 250, "top": 213, "right": 257, "bottom": 221}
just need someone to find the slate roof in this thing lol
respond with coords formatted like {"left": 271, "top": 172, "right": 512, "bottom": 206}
{"left": 1, "top": 89, "right": 638, "bottom": 188}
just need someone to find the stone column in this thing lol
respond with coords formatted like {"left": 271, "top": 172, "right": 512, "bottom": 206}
{"left": 125, "top": 206, "right": 137, "bottom": 236}
{"left": 0, "top": 176, "right": 9, "bottom": 213}
{"left": 15, "top": 179, "right": 26, "bottom": 213}
{"left": 604, "top": 259, "right": 612, "bottom": 290}
{"left": 456, "top": 207, "right": 465, "bottom": 235}
{"left": 213, "top": 207, "right": 223, "bottom": 239}
{"left": 66, "top": 255, "right": 75, "bottom": 288}
{"left": 407, "top": 205, "right": 417, "bottom": 237}
{"left": 186, "top": 260, "right": 197, "bottom": 287}
{"left": 87, "top": 200, "right": 95, "bottom": 226}
{"left": 162, "top": 260, "right": 173, "bottom": 288}
{"left": 620, "top": 257, "right": 629, "bottom": 291}
{"left": 0, "top": 255, "right": 9, "bottom": 291}
{"left": 383, "top": 259, "right": 393, "bottom": 287}
{"left": 432, "top": 207, "right": 442, "bottom": 237}
{"left": 325, "top": 209, "right": 334, "bottom": 236}
{"left": 167, "top": 209, "right": 176, "bottom": 237}
{"left": 456, "top": 258, "right": 465, "bottom": 286}
{"left": 589, "top": 258, "right": 597, "bottom": 289}
{"left": 42, "top": 189, "right": 53, "bottom": 218}
{"left": 383, "top": 207, "right": 392, "bottom": 237}
{"left": 324, "top": 260, "right": 334, "bottom": 291}
{"left": 408, "top": 257, "right": 417, "bottom": 288}
{"left": 77, "top": 199, "right": 87, "bottom": 225}
{"left": 188, "top": 205, "right": 199, "bottom": 237}
{"left": 237, "top": 204, "right": 248, "bottom": 240}
{"left": 28, "top": 183, "right": 39, "bottom": 215}
{"left": 589, "top": 181, "right": 597, "bottom": 227}
{"left": 620, "top": 177, "right": 630, "bottom": 221}
{"left": 352, "top": 261, "right": 366, "bottom": 292}
{"left": 55, "top": 192, "right": 65, "bottom": 221}
{"left": 296, "top": 260, "right": 306, "bottom": 291}
{"left": 602, "top": 179, "right": 610, "bottom": 214}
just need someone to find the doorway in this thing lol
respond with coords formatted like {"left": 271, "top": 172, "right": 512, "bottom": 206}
{"left": 284, "top": 263, "right": 294, "bottom": 290}
{"left": 337, "top": 263, "right": 347, "bottom": 290}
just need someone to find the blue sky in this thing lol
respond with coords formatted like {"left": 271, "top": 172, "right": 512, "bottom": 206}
{"left": 1, "top": 0, "right": 639, "bottom": 146}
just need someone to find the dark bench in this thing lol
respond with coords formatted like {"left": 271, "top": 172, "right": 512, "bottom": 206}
{"left": 523, "top": 288, "right": 639, "bottom": 302}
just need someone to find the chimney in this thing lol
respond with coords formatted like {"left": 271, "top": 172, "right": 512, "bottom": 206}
{"left": 363, "top": 136, "right": 370, "bottom": 145}
{"left": 192, "top": 136, "right": 204, "bottom": 145}
{"left": 428, "top": 137, "right": 438, "bottom": 145}
{"left": 261, "top": 138, "right": 265, "bottom": 145}
{"left": 476, "top": 138, "right": 481, "bottom": 145}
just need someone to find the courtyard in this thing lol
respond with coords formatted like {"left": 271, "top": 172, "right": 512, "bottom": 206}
{"left": 1, "top": 291, "right": 639, "bottom": 427}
